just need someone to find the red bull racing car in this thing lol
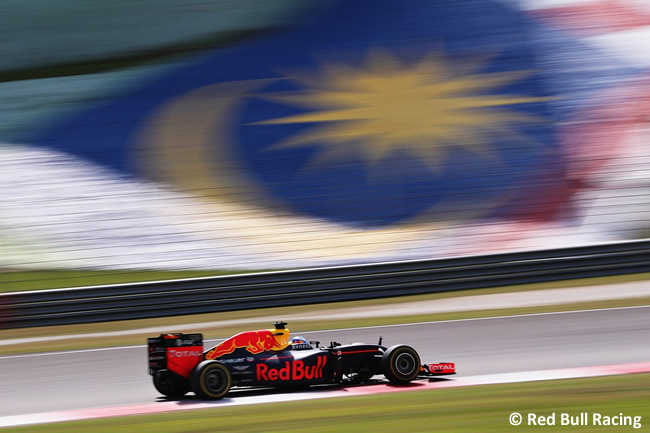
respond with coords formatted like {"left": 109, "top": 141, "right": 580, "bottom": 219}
{"left": 148, "top": 322, "right": 455, "bottom": 399}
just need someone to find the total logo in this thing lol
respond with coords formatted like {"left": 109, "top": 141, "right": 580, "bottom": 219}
{"left": 427, "top": 363, "right": 455, "bottom": 373}
{"left": 257, "top": 356, "right": 327, "bottom": 381}
{"left": 167, "top": 348, "right": 202, "bottom": 358}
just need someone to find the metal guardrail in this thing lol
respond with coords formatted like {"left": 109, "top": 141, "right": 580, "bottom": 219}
{"left": 2, "top": 240, "right": 648, "bottom": 329}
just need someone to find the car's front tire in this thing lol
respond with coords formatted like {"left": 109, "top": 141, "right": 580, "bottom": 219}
{"left": 381, "top": 345, "right": 421, "bottom": 384}
{"left": 190, "top": 361, "right": 232, "bottom": 400}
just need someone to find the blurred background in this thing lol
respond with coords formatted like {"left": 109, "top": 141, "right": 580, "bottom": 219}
{"left": 1, "top": 0, "right": 648, "bottom": 288}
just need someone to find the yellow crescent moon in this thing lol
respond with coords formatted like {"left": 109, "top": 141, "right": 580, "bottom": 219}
{"left": 132, "top": 80, "right": 426, "bottom": 261}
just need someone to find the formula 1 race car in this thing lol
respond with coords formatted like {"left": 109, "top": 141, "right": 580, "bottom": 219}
{"left": 148, "top": 322, "right": 455, "bottom": 399}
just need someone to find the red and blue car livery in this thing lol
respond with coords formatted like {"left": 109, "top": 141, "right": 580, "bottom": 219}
{"left": 148, "top": 322, "right": 455, "bottom": 399}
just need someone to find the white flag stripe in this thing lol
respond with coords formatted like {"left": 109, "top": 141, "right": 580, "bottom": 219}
{"left": 517, "top": 0, "right": 597, "bottom": 11}
{"left": 585, "top": 26, "right": 650, "bottom": 67}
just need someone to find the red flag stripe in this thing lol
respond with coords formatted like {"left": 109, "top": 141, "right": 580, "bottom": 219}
{"left": 530, "top": 0, "right": 650, "bottom": 35}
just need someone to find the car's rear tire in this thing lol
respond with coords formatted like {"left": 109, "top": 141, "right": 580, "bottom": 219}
{"left": 381, "top": 345, "right": 421, "bottom": 384}
{"left": 153, "top": 369, "right": 190, "bottom": 398}
{"left": 190, "top": 361, "right": 232, "bottom": 400}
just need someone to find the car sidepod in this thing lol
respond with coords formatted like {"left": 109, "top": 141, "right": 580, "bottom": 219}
{"left": 250, "top": 349, "right": 337, "bottom": 386}
{"left": 213, "top": 347, "right": 338, "bottom": 387}
{"left": 333, "top": 344, "right": 385, "bottom": 382}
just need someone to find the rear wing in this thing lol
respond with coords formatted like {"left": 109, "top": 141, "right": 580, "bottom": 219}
{"left": 148, "top": 333, "right": 203, "bottom": 379}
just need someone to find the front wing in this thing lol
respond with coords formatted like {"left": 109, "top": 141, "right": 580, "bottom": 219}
{"left": 417, "top": 362, "right": 456, "bottom": 379}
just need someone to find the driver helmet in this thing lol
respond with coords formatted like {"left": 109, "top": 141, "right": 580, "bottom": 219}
{"left": 291, "top": 336, "right": 309, "bottom": 345}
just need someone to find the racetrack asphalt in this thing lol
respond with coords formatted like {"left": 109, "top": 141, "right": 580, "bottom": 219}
{"left": 1, "top": 305, "right": 648, "bottom": 417}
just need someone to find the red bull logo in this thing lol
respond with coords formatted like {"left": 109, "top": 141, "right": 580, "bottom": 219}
{"left": 205, "top": 329, "right": 289, "bottom": 360}
{"left": 256, "top": 356, "right": 327, "bottom": 381}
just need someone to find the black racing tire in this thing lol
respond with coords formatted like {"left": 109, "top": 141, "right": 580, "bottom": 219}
{"left": 190, "top": 361, "right": 232, "bottom": 400}
{"left": 153, "top": 369, "right": 190, "bottom": 398}
{"left": 381, "top": 345, "right": 421, "bottom": 384}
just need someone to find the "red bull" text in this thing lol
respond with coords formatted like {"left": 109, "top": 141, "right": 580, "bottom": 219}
{"left": 256, "top": 356, "right": 327, "bottom": 381}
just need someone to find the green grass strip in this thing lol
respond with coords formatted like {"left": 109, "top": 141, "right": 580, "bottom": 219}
{"left": 2, "top": 268, "right": 647, "bottom": 294}
{"left": 0, "top": 269, "right": 269, "bottom": 293}
{"left": 3, "top": 373, "right": 648, "bottom": 432}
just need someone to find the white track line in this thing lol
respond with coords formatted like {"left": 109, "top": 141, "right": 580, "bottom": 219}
{"left": 2, "top": 304, "right": 648, "bottom": 356}
{"left": 2, "top": 361, "right": 648, "bottom": 428}
{"left": 3, "top": 281, "right": 649, "bottom": 347}
{"left": 299, "top": 305, "right": 650, "bottom": 334}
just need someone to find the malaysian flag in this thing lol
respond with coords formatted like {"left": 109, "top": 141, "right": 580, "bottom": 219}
{"left": 1, "top": 0, "right": 647, "bottom": 270}
{"left": 520, "top": 0, "right": 650, "bottom": 238}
